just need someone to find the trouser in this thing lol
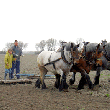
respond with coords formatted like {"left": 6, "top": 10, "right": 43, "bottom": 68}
{"left": 11, "top": 61, "right": 20, "bottom": 79}
{"left": 4, "top": 68, "right": 12, "bottom": 80}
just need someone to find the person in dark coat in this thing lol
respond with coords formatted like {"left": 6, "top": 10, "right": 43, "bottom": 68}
{"left": 11, "top": 40, "right": 22, "bottom": 79}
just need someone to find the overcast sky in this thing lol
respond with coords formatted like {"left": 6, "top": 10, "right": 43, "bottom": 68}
{"left": 0, "top": 0, "right": 110, "bottom": 51}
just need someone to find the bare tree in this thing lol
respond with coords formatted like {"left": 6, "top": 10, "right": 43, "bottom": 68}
{"left": 1, "top": 48, "right": 7, "bottom": 54}
{"left": 35, "top": 43, "right": 40, "bottom": 51}
{"left": 58, "top": 40, "right": 67, "bottom": 47}
{"left": 39, "top": 40, "right": 46, "bottom": 51}
{"left": 76, "top": 38, "right": 84, "bottom": 51}
{"left": 5, "top": 41, "right": 28, "bottom": 50}
{"left": 18, "top": 41, "right": 28, "bottom": 50}
{"left": 46, "top": 38, "right": 57, "bottom": 51}
{"left": 5, "top": 43, "right": 14, "bottom": 50}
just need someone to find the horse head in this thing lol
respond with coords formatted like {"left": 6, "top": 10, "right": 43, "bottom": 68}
{"left": 83, "top": 43, "right": 103, "bottom": 65}
{"left": 70, "top": 43, "right": 82, "bottom": 65}
{"left": 92, "top": 43, "right": 103, "bottom": 59}
{"left": 61, "top": 42, "right": 80, "bottom": 64}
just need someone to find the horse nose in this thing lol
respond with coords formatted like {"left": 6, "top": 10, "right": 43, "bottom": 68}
{"left": 74, "top": 59, "right": 79, "bottom": 65}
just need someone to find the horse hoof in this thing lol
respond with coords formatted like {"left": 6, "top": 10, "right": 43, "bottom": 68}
{"left": 35, "top": 79, "right": 41, "bottom": 88}
{"left": 64, "top": 84, "right": 69, "bottom": 89}
{"left": 41, "top": 87, "right": 47, "bottom": 89}
{"left": 35, "top": 84, "right": 40, "bottom": 88}
{"left": 42, "top": 83, "right": 46, "bottom": 89}
{"left": 59, "top": 87, "right": 62, "bottom": 92}
{"left": 77, "top": 87, "right": 84, "bottom": 90}
{"left": 59, "top": 85, "right": 63, "bottom": 92}
{"left": 63, "top": 89, "right": 69, "bottom": 92}
{"left": 93, "top": 82, "right": 99, "bottom": 86}
{"left": 35, "top": 83, "right": 40, "bottom": 88}
{"left": 89, "top": 84, "right": 94, "bottom": 90}
{"left": 59, "top": 84, "right": 69, "bottom": 92}
{"left": 69, "top": 79, "right": 75, "bottom": 85}
{"left": 54, "top": 82, "right": 59, "bottom": 89}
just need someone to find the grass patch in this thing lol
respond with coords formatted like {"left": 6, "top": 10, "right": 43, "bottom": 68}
{"left": 67, "top": 106, "right": 69, "bottom": 109}
{"left": 105, "top": 94, "right": 109, "bottom": 97}
{"left": 90, "top": 92, "right": 93, "bottom": 95}
{"left": 80, "top": 108, "right": 85, "bottom": 110}
{"left": 107, "top": 74, "right": 110, "bottom": 76}
{"left": 2, "top": 96, "right": 4, "bottom": 98}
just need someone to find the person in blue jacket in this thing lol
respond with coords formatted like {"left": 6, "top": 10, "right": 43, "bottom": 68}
{"left": 11, "top": 40, "right": 22, "bottom": 79}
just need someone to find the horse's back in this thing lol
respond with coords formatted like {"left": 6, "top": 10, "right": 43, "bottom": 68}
{"left": 37, "top": 51, "right": 61, "bottom": 66}
{"left": 86, "top": 43, "right": 98, "bottom": 52}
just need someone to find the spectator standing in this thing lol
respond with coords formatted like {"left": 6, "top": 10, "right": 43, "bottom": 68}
{"left": 4, "top": 49, "right": 16, "bottom": 80}
{"left": 11, "top": 40, "right": 22, "bottom": 79}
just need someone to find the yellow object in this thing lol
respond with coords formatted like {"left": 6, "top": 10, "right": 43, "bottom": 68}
{"left": 4, "top": 51, "right": 16, "bottom": 69}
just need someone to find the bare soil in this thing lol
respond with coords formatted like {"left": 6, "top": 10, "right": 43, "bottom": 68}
{"left": 0, "top": 54, "right": 110, "bottom": 110}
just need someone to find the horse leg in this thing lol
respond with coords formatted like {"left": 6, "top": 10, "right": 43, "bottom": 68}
{"left": 54, "top": 74, "right": 61, "bottom": 89}
{"left": 85, "top": 73, "right": 93, "bottom": 89}
{"left": 78, "top": 69, "right": 93, "bottom": 90}
{"left": 35, "top": 66, "right": 47, "bottom": 89}
{"left": 59, "top": 73, "right": 69, "bottom": 91}
{"left": 69, "top": 72, "right": 76, "bottom": 85}
{"left": 94, "top": 66, "right": 101, "bottom": 85}
{"left": 77, "top": 75, "right": 85, "bottom": 90}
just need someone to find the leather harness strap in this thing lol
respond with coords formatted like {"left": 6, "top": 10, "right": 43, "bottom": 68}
{"left": 44, "top": 58, "right": 62, "bottom": 69}
{"left": 44, "top": 45, "right": 73, "bottom": 69}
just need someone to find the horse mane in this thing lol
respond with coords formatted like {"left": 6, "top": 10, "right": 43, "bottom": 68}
{"left": 64, "top": 42, "right": 76, "bottom": 51}
{"left": 57, "top": 42, "right": 76, "bottom": 52}
{"left": 57, "top": 43, "right": 72, "bottom": 52}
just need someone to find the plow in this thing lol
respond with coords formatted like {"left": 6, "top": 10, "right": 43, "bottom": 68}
{"left": 0, "top": 74, "right": 55, "bottom": 85}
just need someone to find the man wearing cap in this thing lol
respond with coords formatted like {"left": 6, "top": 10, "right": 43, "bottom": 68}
{"left": 11, "top": 40, "right": 22, "bottom": 79}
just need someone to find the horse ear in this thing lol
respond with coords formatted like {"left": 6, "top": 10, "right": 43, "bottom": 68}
{"left": 77, "top": 44, "right": 80, "bottom": 48}
{"left": 83, "top": 42, "right": 90, "bottom": 45}
{"left": 71, "top": 43, "right": 73, "bottom": 48}
{"left": 97, "top": 44, "right": 100, "bottom": 49}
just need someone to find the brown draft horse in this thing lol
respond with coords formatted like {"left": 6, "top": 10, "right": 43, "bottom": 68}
{"left": 69, "top": 43, "right": 103, "bottom": 90}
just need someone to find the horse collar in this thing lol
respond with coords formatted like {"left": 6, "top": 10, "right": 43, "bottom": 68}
{"left": 61, "top": 46, "right": 72, "bottom": 65}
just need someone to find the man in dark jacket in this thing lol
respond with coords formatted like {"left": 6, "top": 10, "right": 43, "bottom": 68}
{"left": 11, "top": 40, "right": 22, "bottom": 79}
